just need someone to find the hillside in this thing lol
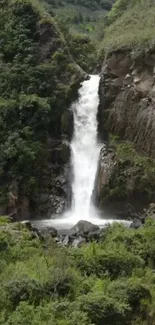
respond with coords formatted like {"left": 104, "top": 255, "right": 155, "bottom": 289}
{"left": 100, "top": 0, "right": 155, "bottom": 54}
{"left": 44, "top": 0, "right": 115, "bottom": 36}
{"left": 0, "top": 0, "right": 85, "bottom": 219}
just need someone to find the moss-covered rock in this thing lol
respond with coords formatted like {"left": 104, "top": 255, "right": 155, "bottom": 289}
{"left": 97, "top": 139, "right": 155, "bottom": 219}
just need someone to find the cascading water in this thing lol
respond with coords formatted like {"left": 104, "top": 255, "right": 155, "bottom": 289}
{"left": 32, "top": 75, "right": 131, "bottom": 229}
{"left": 70, "top": 75, "right": 101, "bottom": 222}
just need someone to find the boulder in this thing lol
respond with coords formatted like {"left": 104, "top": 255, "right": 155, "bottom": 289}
{"left": 72, "top": 237, "right": 86, "bottom": 248}
{"left": 87, "top": 230, "right": 101, "bottom": 241}
{"left": 35, "top": 226, "right": 57, "bottom": 239}
{"left": 130, "top": 219, "right": 142, "bottom": 229}
{"left": 72, "top": 220, "right": 99, "bottom": 235}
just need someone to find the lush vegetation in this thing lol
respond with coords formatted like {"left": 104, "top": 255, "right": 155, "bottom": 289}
{"left": 57, "top": 19, "right": 97, "bottom": 71}
{"left": 0, "top": 218, "right": 155, "bottom": 324}
{"left": 44, "top": 0, "right": 115, "bottom": 37}
{"left": 0, "top": 0, "right": 84, "bottom": 204}
{"left": 99, "top": 0, "right": 155, "bottom": 55}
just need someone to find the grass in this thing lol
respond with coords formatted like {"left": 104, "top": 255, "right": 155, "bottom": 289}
{"left": 99, "top": 0, "right": 155, "bottom": 55}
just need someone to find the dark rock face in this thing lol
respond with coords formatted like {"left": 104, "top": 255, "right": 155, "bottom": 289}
{"left": 95, "top": 146, "right": 116, "bottom": 203}
{"left": 29, "top": 138, "right": 72, "bottom": 219}
{"left": 5, "top": 138, "right": 72, "bottom": 220}
{"left": 97, "top": 50, "right": 155, "bottom": 218}
{"left": 96, "top": 145, "right": 151, "bottom": 219}
{"left": 98, "top": 50, "right": 155, "bottom": 157}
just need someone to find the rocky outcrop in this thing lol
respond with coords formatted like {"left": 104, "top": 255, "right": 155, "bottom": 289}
{"left": 30, "top": 219, "right": 102, "bottom": 247}
{"left": 97, "top": 50, "right": 155, "bottom": 218}
{"left": 98, "top": 50, "right": 155, "bottom": 157}
{"left": 72, "top": 220, "right": 100, "bottom": 234}
{"left": 96, "top": 143, "right": 155, "bottom": 219}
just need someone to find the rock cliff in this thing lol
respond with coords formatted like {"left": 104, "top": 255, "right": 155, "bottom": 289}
{"left": 98, "top": 50, "right": 155, "bottom": 157}
{"left": 97, "top": 50, "right": 155, "bottom": 218}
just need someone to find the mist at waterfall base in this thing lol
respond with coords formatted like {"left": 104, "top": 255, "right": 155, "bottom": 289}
{"left": 34, "top": 75, "right": 130, "bottom": 230}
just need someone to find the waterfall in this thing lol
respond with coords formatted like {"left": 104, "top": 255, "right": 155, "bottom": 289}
{"left": 32, "top": 75, "right": 131, "bottom": 229}
{"left": 70, "top": 75, "right": 101, "bottom": 222}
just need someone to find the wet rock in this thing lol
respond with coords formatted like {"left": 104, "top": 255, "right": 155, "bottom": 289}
{"left": 36, "top": 226, "right": 57, "bottom": 239}
{"left": 72, "top": 237, "right": 86, "bottom": 248}
{"left": 8, "top": 212, "right": 18, "bottom": 222}
{"left": 49, "top": 195, "right": 66, "bottom": 214}
{"left": 23, "top": 221, "right": 33, "bottom": 231}
{"left": 87, "top": 229, "right": 101, "bottom": 241}
{"left": 72, "top": 220, "right": 99, "bottom": 235}
{"left": 145, "top": 203, "right": 155, "bottom": 221}
{"left": 130, "top": 219, "right": 142, "bottom": 229}
{"left": 130, "top": 212, "right": 145, "bottom": 224}
{"left": 63, "top": 236, "right": 70, "bottom": 246}
{"left": 95, "top": 146, "right": 116, "bottom": 206}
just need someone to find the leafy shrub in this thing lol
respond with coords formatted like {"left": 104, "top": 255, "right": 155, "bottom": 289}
{"left": 80, "top": 291, "right": 130, "bottom": 325}
{"left": 1, "top": 220, "right": 155, "bottom": 324}
{"left": 73, "top": 242, "right": 144, "bottom": 278}
{"left": 5, "top": 276, "right": 43, "bottom": 308}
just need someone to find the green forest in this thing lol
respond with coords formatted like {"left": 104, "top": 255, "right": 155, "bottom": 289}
{"left": 44, "top": 0, "right": 115, "bottom": 36}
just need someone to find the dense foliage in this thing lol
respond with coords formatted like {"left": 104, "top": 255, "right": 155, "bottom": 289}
{"left": 57, "top": 19, "right": 96, "bottom": 72}
{"left": 1, "top": 218, "right": 155, "bottom": 324}
{"left": 0, "top": 0, "right": 84, "bottom": 203}
{"left": 44, "top": 0, "right": 115, "bottom": 36}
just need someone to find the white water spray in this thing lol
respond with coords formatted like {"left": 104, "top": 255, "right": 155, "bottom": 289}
{"left": 70, "top": 75, "right": 101, "bottom": 222}
{"left": 31, "top": 75, "right": 131, "bottom": 229}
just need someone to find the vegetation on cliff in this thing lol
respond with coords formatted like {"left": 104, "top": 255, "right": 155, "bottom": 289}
{"left": 44, "top": 0, "right": 115, "bottom": 36}
{"left": 97, "top": 0, "right": 155, "bottom": 212}
{"left": 56, "top": 19, "right": 97, "bottom": 72}
{"left": 100, "top": 0, "right": 155, "bottom": 54}
{"left": 0, "top": 0, "right": 85, "bottom": 211}
{"left": 100, "top": 137, "right": 155, "bottom": 207}
{"left": 0, "top": 218, "right": 155, "bottom": 324}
